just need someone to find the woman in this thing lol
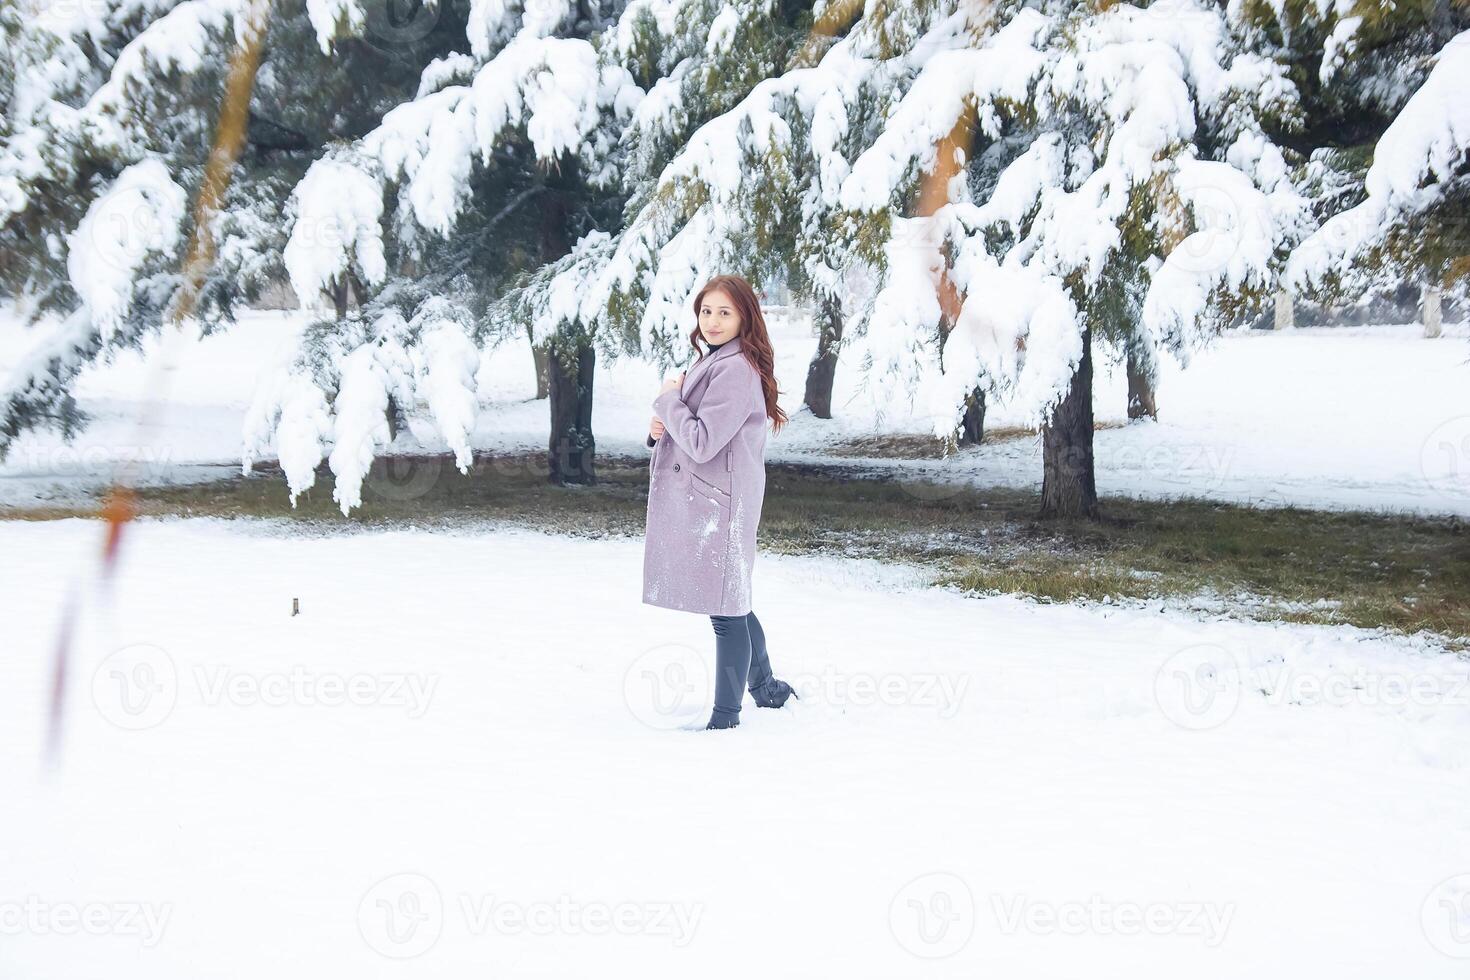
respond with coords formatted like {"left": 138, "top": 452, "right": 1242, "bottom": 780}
{"left": 642, "top": 275, "right": 796, "bottom": 731}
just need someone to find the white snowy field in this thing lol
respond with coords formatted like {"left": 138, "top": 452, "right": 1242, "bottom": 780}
{"left": 3, "top": 517, "right": 1470, "bottom": 978}
{"left": 2, "top": 306, "right": 1468, "bottom": 515}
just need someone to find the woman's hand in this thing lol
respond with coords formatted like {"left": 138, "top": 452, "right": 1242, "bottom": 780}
{"left": 649, "top": 417, "right": 666, "bottom": 440}
{"left": 659, "top": 372, "right": 684, "bottom": 395}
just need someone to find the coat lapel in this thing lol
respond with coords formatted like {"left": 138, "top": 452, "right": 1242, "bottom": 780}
{"left": 680, "top": 334, "right": 744, "bottom": 393}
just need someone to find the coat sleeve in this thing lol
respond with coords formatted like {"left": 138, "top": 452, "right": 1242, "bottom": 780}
{"left": 652, "top": 360, "right": 753, "bottom": 464}
{"left": 646, "top": 433, "right": 656, "bottom": 448}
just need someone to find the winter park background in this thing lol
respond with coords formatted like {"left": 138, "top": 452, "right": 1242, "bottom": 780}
{"left": 4, "top": 0, "right": 1470, "bottom": 977}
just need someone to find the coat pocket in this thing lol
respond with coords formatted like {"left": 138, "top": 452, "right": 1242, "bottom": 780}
{"left": 689, "top": 470, "right": 731, "bottom": 506}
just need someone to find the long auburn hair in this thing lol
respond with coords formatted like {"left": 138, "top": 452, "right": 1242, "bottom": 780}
{"left": 687, "top": 275, "right": 789, "bottom": 436}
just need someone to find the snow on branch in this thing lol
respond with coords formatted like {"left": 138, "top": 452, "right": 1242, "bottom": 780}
{"left": 283, "top": 156, "right": 388, "bottom": 313}
{"left": 1287, "top": 30, "right": 1470, "bottom": 293}
{"left": 65, "top": 156, "right": 188, "bottom": 340}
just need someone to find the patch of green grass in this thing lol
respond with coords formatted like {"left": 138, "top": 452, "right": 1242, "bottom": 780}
{"left": 6, "top": 450, "right": 1467, "bottom": 646}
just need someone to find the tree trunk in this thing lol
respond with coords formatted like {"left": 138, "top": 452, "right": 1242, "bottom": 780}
{"left": 1039, "top": 325, "right": 1099, "bottom": 519}
{"left": 959, "top": 387, "right": 985, "bottom": 446}
{"left": 530, "top": 326, "right": 551, "bottom": 399}
{"left": 1423, "top": 282, "right": 1443, "bottom": 338}
{"left": 539, "top": 155, "right": 595, "bottom": 485}
{"left": 330, "top": 275, "right": 350, "bottom": 320}
{"left": 1126, "top": 345, "right": 1157, "bottom": 420}
{"left": 547, "top": 336, "right": 596, "bottom": 485}
{"left": 802, "top": 294, "right": 844, "bottom": 418}
{"left": 929, "top": 304, "right": 987, "bottom": 449}
{"left": 385, "top": 394, "right": 406, "bottom": 443}
{"left": 1273, "top": 288, "right": 1294, "bottom": 331}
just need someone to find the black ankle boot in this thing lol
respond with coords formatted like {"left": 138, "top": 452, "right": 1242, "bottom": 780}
{"left": 750, "top": 677, "right": 796, "bottom": 709}
{"left": 705, "top": 709, "right": 740, "bottom": 730}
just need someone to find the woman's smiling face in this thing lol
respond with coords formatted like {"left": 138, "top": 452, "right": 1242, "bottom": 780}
{"left": 698, "top": 289, "right": 741, "bottom": 344}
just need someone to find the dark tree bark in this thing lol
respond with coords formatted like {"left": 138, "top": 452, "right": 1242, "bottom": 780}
{"left": 1039, "top": 324, "right": 1099, "bottom": 519}
{"left": 802, "top": 293, "right": 844, "bottom": 418}
{"left": 1126, "top": 345, "right": 1157, "bottom": 420}
{"left": 539, "top": 158, "right": 596, "bottom": 485}
{"left": 530, "top": 326, "right": 550, "bottom": 400}
{"left": 547, "top": 336, "right": 596, "bottom": 484}
{"left": 385, "top": 394, "right": 406, "bottom": 442}
{"left": 329, "top": 275, "right": 350, "bottom": 320}
{"left": 959, "top": 387, "right": 985, "bottom": 446}
{"left": 936, "top": 303, "right": 985, "bottom": 447}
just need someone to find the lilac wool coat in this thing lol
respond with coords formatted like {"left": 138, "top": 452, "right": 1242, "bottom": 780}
{"left": 642, "top": 334, "right": 769, "bottom": 616}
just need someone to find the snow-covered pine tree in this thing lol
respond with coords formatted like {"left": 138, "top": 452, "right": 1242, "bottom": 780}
{"left": 1275, "top": 3, "right": 1470, "bottom": 323}
{"left": 0, "top": 0, "right": 459, "bottom": 462}
{"left": 498, "top": 0, "right": 955, "bottom": 434}
{"left": 248, "top": 0, "right": 817, "bottom": 509}
{"left": 840, "top": 0, "right": 1311, "bottom": 518}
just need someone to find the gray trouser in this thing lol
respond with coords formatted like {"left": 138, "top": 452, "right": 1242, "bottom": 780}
{"left": 708, "top": 610, "right": 774, "bottom": 721}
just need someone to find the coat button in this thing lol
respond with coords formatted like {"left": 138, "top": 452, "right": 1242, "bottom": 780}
{"left": 673, "top": 463, "right": 680, "bottom": 471}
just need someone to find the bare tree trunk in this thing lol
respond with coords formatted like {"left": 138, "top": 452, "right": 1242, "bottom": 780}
{"left": 802, "top": 294, "right": 843, "bottom": 418}
{"left": 330, "top": 275, "right": 350, "bottom": 320}
{"left": 547, "top": 336, "right": 596, "bottom": 485}
{"left": 936, "top": 302, "right": 984, "bottom": 448}
{"left": 530, "top": 327, "right": 551, "bottom": 399}
{"left": 1423, "top": 282, "right": 1443, "bottom": 338}
{"left": 959, "top": 387, "right": 985, "bottom": 446}
{"left": 385, "top": 394, "right": 407, "bottom": 442}
{"left": 1126, "top": 344, "right": 1157, "bottom": 420}
{"left": 1039, "top": 325, "right": 1099, "bottom": 519}
{"left": 1273, "top": 288, "right": 1294, "bottom": 331}
{"left": 538, "top": 156, "right": 596, "bottom": 485}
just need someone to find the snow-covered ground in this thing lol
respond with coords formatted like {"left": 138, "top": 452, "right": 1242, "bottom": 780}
{"left": 3, "top": 518, "right": 1469, "bottom": 977}
{"left": 2, "top": 307, "right": 1468, "bottom": 515}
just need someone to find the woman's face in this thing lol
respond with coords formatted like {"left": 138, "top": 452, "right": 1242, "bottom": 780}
{"left": 698, "top": 289, "right": 742, "bottom": 345}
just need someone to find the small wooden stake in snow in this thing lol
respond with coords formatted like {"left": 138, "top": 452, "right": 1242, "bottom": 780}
{"left": 292, "top": 597, "right": 299, "bottom": 617}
